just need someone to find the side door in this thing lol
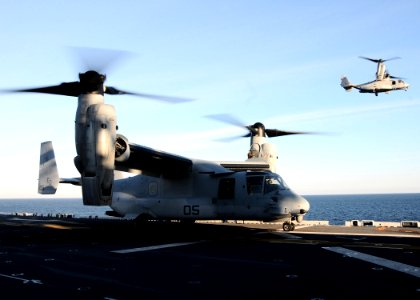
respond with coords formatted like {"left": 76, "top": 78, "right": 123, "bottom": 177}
{"left": 245, "top": 175, "right": 265, "bottom": 217}
{"left": 216, "top": 177, "right": 236, "bottom": 218}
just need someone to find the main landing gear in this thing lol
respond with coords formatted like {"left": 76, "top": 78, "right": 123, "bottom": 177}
{"left": 282, "top": 221, "right": 295, "bottom": 232}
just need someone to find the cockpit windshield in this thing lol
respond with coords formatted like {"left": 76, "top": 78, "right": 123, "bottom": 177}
{"left": 246, "top": 173, "right": 289, "bottom": 195}
{"left": 264, "top": 174, "right": 289, "bottom": 194}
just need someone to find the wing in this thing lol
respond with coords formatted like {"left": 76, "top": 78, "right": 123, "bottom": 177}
{"left": 218, "top": 159, "right": 270, "bottom": 172}
{"left": 115, "top": 143, "right": 193, "bottom": 179}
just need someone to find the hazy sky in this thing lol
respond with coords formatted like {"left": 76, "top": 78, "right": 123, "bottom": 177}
{"left": 0, "top": 0, "right": 419, "bottom": 198}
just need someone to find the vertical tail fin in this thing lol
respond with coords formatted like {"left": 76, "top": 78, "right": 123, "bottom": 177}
{"left": 38, "top": 141, "right": 59, "bottom": 194}
{"left": 340, "top": 76, "right": 353, "bottom": 91}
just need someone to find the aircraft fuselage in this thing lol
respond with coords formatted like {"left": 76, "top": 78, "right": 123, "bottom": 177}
{"left": 110, "top": 161, "right": 309, "bottom": 223}
{"left": 356, "top": 78, "right": 409, "bottom": 94}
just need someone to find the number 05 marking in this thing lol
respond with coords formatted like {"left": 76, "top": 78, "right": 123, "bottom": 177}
{"left": 183, "top": 205, "right": 199, "bottom": 215}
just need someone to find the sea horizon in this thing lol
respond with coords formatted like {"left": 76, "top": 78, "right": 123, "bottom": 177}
{"left": 2, "top": 191, "right": 420, "bottom": 199}
{"left": 0, "top": 193, "right": 419, "bottom": 225}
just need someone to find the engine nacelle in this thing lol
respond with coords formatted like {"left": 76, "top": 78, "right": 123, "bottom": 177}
{"left": 115, "top": 134, "right": 130, "bottom": 162}
{"left": 260, "top": 143, "right": 278, "bottom": 173}
{"left": 80, "top": 103, "right": 117, "bottom": 206}
{"left": 248, "top": 140, "right": 278, "bottom": 173}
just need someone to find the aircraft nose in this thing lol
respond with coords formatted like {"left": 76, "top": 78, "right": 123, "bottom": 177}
{"left": 279, "top": 194, "right": 310, "bottom": 215}
{"left": 298, "top": 196, "right": 310, "bottom": 214}
{"left": 275, "top": 193, "right": 311, "bottom": 220}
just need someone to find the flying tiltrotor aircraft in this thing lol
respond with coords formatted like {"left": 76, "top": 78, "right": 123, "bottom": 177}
{"left": 341, "top": 56, "right": 409, "bottom": 96}
{"left": 9, "top": 66, "right": 310, "bottom": 231}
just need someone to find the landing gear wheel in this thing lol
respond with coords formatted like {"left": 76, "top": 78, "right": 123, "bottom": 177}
{"left": 290, "top": 222, "right": 295, "bottom": 231}
{"left": 283, "top": 222, "right": 293, "bottom": 231}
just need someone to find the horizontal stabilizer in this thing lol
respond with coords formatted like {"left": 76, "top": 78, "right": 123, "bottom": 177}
{"left": 60, "top": 178, "right": 81, "bottom": 186}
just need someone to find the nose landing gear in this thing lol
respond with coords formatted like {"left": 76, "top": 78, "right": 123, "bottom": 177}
{"left": 282, "top": 221, "right": 295, "bottom": 231}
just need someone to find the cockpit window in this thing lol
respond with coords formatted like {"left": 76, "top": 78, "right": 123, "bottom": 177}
{"left": 246, "top": 173, "right": 289, "bottom": 195}
{"left": 264, "top": 174, "right": 289, "bottom": 194}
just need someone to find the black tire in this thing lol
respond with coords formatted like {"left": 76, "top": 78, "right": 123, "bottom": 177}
{"left": 283, "top": 222, "right": 291, "bottom": 231}
{"left": 290, "top": 222, "right": 295, "bottom": 231}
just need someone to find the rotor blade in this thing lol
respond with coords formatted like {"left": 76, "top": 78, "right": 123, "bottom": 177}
{"left": 210, "top": 130, "right": 252, "bottom": 143}
{"left": 265, "top": 128, "right": 313, "bottom": 137}
{"left": 5, "top": 82, "right": 81, "bottom": 97}
{"left": 359, "top": 56, "right": 381, "bottom": 63}
{"left": 383, "top": 56, "right": 401, "bottom": 62}
{"left": 105, "top": 86, "right": 194, "bottom": 103}
{"left": 359, "top": 56, "right": 401, "bottom": 63}
{"left": 67, "top": 46, "right": 133, "bottom": 74}
{"left": 389, "top": 75, "right": 405, "bottom": 80}
{"left": 206, "top": 114, "right": 251, "bottom": 142}
{"left": 205, "top": 114, "right": 247, "bottom": 128}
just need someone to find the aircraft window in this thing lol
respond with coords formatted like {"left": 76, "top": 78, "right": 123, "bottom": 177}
{"left": 246, "top": 176, "right": 263, "bottom": 194}
{"left": 218, "top": 178, "right": 235, "bottom": 199}
{"left": 392, "top": 81, "right": 396, "bottom": 85}
{"left": 264, "top": 175, "right": 289, "bottom": 194}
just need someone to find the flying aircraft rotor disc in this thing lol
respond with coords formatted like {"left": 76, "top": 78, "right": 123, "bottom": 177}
{"left": 359, "top": 56, "right": 401, "bottom": 63}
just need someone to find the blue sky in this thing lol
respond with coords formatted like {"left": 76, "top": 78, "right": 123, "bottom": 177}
{"left": 0, "top": 0, "right": 419, "bottom": 198}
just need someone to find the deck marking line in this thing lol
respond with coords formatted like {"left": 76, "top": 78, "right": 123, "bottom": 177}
{"left": 323, "top": 246, "right": 420, "bottom": 278}
{"left": 294, "top": 231, "right": 420, "bottom": 238}
{"left": 111, "top": 242, "right": 200, "bottom": 254}
{"left": 0, "top": 273, "right": 43, "bottom": 284}
{"left": 272, "top": 232, "right": 303, "bottom": 239}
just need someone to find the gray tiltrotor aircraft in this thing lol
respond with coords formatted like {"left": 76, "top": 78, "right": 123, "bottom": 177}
{"left": 11, "top": 61, "right": 310, "bottom": 231}
{"left": 341, "top": 56, "right": 409, "bottom": 96}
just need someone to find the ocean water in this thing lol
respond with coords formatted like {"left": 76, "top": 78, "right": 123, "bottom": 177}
{"left": 0, "top": 198, "right": 109, "bottom": 218}
{"left": 0, "top": 194, "right": 419, "bottom": 225}
{"left": 304, "top": 193, "right": 420, "bottom": 225}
